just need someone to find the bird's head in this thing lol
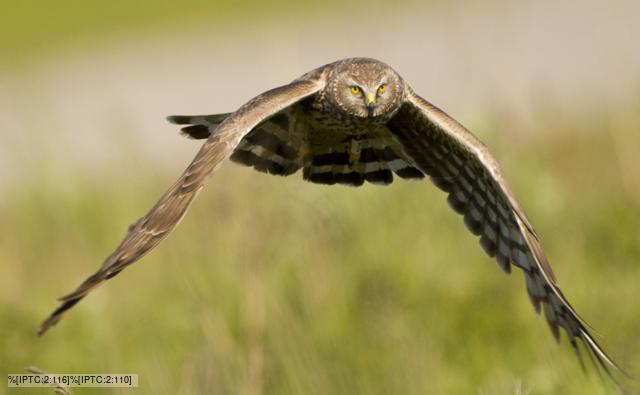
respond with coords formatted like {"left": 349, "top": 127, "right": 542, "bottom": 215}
{"left": 327, "top": 58, "right": 404, "bottom": 118}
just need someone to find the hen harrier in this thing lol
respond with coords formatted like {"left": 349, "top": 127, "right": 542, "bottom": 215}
{"left": 39, "top": 58, "right": 621, "bottom": 377}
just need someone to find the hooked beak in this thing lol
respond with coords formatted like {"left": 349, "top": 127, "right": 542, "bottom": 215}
{"left": 366, "top": 92, "right": 376, "bottom": 115}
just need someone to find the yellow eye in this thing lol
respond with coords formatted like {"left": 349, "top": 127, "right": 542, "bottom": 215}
{"left": 350, "top": 86, "right": 361, "bottom": 95}
{"left": 378, "top": 84, "right": 387, "bottom": 94}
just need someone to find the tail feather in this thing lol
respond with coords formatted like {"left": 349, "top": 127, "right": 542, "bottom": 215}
{"left": 303, "top": 137, "right": 424, "bottom": 186}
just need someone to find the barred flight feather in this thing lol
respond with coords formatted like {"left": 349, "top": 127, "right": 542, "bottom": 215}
{"left": 167, "top": 113, "right": 231, "bottom": 139}
{"left": 387, "top": 90, "right": 624, "bottom": 381}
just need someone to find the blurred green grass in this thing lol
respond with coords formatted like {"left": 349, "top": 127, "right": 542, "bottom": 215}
{"left": 1, "top": 106, "right": 639, "bottom": 394}
{"left": 0, "top": 0, "right": 281, "bottom": 67}
{"left": 2, "top": 2, "right": 640, "bottom": 394}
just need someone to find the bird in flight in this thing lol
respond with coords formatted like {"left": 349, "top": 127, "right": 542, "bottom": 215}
{"left": 39, "top": 58, "right": 622, "bottom": 378}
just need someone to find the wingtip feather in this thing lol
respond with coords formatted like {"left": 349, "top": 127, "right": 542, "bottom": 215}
{"left": 167, "top": 115, "right": 193, "bottom": 125}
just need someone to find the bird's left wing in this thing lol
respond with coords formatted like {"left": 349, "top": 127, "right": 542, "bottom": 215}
{"left": 386, "top": 87, "right": 622, "bottom": 378}
{"left": 38, "top": 73, "right": 326, "bottom": 335}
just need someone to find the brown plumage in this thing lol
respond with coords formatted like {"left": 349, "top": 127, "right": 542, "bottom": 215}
{"left": 39, "top": 58, "right": 623, "bottom": 381}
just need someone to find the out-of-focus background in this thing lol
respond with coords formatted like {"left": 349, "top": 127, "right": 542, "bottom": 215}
{"left": 1, "top": 1, "right": 639, "bottom": 394}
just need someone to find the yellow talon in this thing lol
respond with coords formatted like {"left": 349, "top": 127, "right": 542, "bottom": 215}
{"left": 348, "top": 139, "right": 361, "bottom": 167}
{"left": 298, "top": 147, "right": 310, "bottom": 160}
{"left": 349, "top": 151, "right": 360, "bottom": 167}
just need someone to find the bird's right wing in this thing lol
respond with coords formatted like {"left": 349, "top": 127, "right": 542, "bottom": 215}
{"left": 38, "top": 71, "right": 326, "bottom": 335}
